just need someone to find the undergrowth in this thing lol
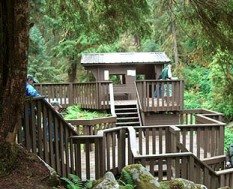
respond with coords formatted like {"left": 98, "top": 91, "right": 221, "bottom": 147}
{"left": 225, "top": 125, "right": 233, "bottom": 152}
{"left": 63, "top": 105, "right": 110, "bottom": 120}
{"left": 0, "top": 142, "right": 19, "bottom": 177}
{"left": 61, "top": 174, "right": 92, "bottom": 189}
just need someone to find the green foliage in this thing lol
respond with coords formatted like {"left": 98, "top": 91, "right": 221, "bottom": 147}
{"left": 224, "top": 126, "right": 233, "bottom": 152}
{"left": 186, "top": 1, "right": 233, "bottom": 52}
{"left": 61, "top": 174, "right": 92, "bottom": 189}
{"left": 183, "top": 65, "right": 210, "bottom": 93}
{"left": 184, "top": 91, "right": 204, "bottom": 109}
{"left": 118, "top": 170, "right": 136, "bottom": 189}
{"left": 209, "top": 50, "right": 233, "bottom": 121}
{"left": 141, "top": 39, "right": 160, "bottom": 52}
{"left": 63, "top": 105, "right": 110, "bottom": 120}
{"left": 28, "top": 0, "right": 233, "bottom": 119}
{"left": 183, "top": 65, "right": 211, "bottom": 109}
{"left": 28, "top": 25, "right": 59, "bottom": 82}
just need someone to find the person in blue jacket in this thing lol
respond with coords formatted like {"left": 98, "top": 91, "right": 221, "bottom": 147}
{"left": 26, "top": 75, "right": 40, "bottom": 97}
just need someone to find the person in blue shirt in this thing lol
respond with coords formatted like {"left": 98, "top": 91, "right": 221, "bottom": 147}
{"left": 26, "top": 75, "right": 40, "bottom": 97}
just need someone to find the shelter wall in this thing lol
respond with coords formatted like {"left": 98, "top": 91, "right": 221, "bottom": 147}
{"left": 85, "top": 65, "right": 137, "bottom": 99}
{"left": 84, "top": 63, "right": 168, "bottom": 100}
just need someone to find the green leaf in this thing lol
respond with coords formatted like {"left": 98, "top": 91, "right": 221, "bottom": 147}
{"left": 68, "top": 174, "right": 81, "bottom": 185}
{"left": 61, "top": 177, "right": 79, "bottom": 189}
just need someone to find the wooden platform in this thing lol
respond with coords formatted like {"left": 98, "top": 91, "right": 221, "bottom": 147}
{"left": 114, "top": 100, "right": 137, "bottom": 105}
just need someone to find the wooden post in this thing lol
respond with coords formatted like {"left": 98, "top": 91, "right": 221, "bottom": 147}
{"left": 143, "top": 81, "right": 146, "bottom": 111}
{"left": 69, "top": 83, "right": 73, "bottom": 106}
{"left": 96, "top": 82, "right": 100, "bottom": 109}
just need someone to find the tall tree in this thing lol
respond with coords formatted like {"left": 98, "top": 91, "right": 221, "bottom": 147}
{"left": 45, "top": 0, "right": 150, "bottom": 81}
{"left": 0, "top": 0, "right": 29, "bottom": 144}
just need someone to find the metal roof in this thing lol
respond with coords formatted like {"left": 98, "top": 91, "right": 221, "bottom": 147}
{"left": 81, "top": 52, "right": 170, "bottom": 65}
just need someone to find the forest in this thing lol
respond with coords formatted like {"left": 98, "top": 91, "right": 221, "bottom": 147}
{"left": 0, "top": 0, "right": 233, "bottom": 188}
{"left": 28, "top": 0, "right": 233, "bottom": 121}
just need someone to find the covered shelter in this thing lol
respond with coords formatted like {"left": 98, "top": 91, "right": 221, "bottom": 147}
{"left": 81, "top": 52, "right": 171, "bottom": 100}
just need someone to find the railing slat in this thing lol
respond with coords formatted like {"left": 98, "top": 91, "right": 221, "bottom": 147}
{"left": 135, "top": 80, "right": 184, "bottom": 112}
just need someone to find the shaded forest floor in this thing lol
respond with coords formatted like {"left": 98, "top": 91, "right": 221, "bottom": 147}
{"left": 0, "top": 145, "right": 64, "bottom": 189}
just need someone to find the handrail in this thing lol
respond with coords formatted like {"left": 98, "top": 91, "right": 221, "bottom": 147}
{"left": 109, "top": 83, "right": 116, "bottom": 117}
{"left": 134, "top": 82, "right": 143, "bottom": 126}
{"left": 216, "top": 168, "right": 233, "bottom": 175}
{"left": 43, "top": 99, "right": 78, "bottom": 134}
{"left": 135, "top": 80, "right": 184, "bottom": 112}
{"left": 135, "top": 79, "right": 184, "bottom": 82}
{"left": 35, "top": 81, "right": 112, "bottom": 109}
{"left": 19, "top": 97, "right": 78, "bottom": 177}
{"left": 175, "top": 143, "right": 218, "bottom": 176}
{"left": 26, "top": 96, "right": 77, "bottom": 134}
{"left": 127, "top": 126, "right": 139, "bottom": 156}
{"left": 195, "top": 114, "right": 225, "bottom": 125}
{"left": 134, "top": 82, "right": 143, "bottom": 111}
{"left": 202, "top": 155, "right": 226, "bottom": 165}
{"left": 66, "top": 116, "right": 116, "bottom": 125}
{"left": 35, "top": 81, "right": 112, "bottom": 85}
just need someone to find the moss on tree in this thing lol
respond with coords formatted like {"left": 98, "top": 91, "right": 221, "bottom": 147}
{"left": 0, "top": 142, "right": 19, "bottom": 176}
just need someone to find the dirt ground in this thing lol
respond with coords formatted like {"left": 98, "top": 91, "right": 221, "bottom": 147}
{"left": 0, "top": 146, "right": 64, "bottom": 189}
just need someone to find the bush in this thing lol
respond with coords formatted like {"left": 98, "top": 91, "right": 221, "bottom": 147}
{"left": 63, "top": 105, "right": 110, "bottom": 120}
{"left": 225, "top": 126, "right": 233, "bottom": 152}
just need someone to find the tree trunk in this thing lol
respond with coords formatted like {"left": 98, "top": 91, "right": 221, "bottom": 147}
{"left": 0, "top": 0, "right": 29, "bottom": 144}
{"left": 169, "top": 0, "right": 179, "bottom": 64}
{"left": 171, "top": 19, "right": 179, "bottom": 64}
{"left": 133, "top": 35, "right": 140, "bottom": 50}
{"left": 68, "top": 57, "right": 81, "bottom": 82}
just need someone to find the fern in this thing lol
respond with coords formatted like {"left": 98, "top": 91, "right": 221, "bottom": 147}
{"left": 84, "top": 180, "right": 93, "bottom": 189}
{"left": 118, "top": 170, "right": 135, "bottom": 188}
{"left": 61, "top": 174, "right": 82, "bottom": 189}
{"left": 61, "top": 174, "right": 93, "bottom": 189}
{"left": 63, "top": 105, "right": 110, "bottom": 120}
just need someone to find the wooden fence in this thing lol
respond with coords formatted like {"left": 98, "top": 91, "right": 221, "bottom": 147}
{"left": 67, "top": 116, "right": 116, "bottom": 135}
{"left": 135, "top": 80, "right": 184, "bottom": 112}
{"left": 35, "top": 81, "right": 111, "bottom": 109}
{"left": 19, "top": 97, "right": 233, "bottom": 188}
{"left": 18, "top": 97, "right": 78, "bottom": 176}
{"left": 69, "top": 125, "right": 180, "bottom": 180}
{"left": 18, "top": 97, "right": 117, "bottom": 177}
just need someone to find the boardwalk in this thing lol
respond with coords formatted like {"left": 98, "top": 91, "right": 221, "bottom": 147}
{"left": 79, "top": 134, "right": 209, "bottom": 180}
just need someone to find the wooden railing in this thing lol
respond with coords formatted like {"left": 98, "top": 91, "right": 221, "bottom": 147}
{"left": 202, "top": 155, "right": 233, "bottom": 187}
{"left": 179, "top": 109, "right": 198, "bottom": 124}
{"left": 132, "top": 125, "right": 179, "bottom": 155}
{"left": 18, "top": 97, "right": 78, "bottom": 177}
{"left": 177, "top": 123, "right": 225, "bottom": 159}
{"left": 126, "top": 126, "right": 220, "bottom": 188}
{"left": 69, "top": 127, "right": 129, "bottom": 180}
{"left": 66, "top": 116, "right": 116, "bottom": 135}
{"left": 135, "top": 80, "right": 184, "bottom": 112}
{"left": 35, "top": 81, "right": 111, "bottom": 109}
{"left": 135, "top": 82, "right": 144, "bottom": 126}
{"left": 69, "top": 125, "right": 179, "bottom": 180}
{"left": 35, "top": 83, "right": 72, "bottom": 107}
{"left": 19, "top": 97, "right": 230, "bottom": 187}
{"left": 132, "top": 152, "right": 219, "bottom": 188}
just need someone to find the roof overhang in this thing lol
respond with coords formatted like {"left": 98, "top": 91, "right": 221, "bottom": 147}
{"left": 81, "top": 52, "right": 171, "bottom": 66}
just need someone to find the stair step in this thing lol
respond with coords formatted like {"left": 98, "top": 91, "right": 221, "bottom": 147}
{"left": 116, "top": 122, "right": 140, "bottom": 126}
{"left": 116, "top": 112, "right": 138, "bottom": 116}
{"left": 115, "top": 107, "right": 137, "bottom": 111}
{"left": 115, "top": 105, "right": 137, "bottom": 109}
{"left": 117, "top": 117, "right": 139, "bottom": 120}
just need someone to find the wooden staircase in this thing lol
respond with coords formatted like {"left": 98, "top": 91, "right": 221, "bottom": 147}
{"left": 115, "top": 104, "right": 140, "bottom": 127}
